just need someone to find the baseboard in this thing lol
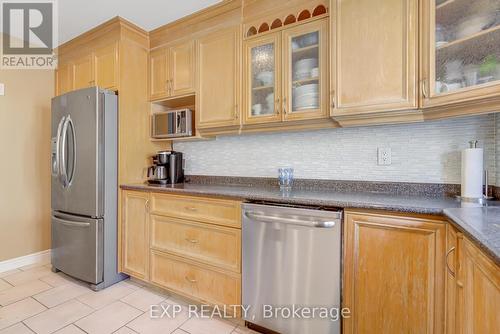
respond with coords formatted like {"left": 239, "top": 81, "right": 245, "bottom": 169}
{"left": 0, "top": 249, "right": 51, "bottom": 273}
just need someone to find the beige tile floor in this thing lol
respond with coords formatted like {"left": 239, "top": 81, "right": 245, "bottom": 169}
{"left": 0, "top": 264, "right": 258, "bottom": 334}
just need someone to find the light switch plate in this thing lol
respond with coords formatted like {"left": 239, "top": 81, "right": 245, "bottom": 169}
{"left": 0, "top": 83, "right": 4, "bottom": 96}
{"left": 378, "top": 147, "right": 392, "bottom": 165}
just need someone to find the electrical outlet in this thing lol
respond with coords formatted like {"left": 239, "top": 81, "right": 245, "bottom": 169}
{"left": 378, "top": 147, "right": 392, "bottom": 165}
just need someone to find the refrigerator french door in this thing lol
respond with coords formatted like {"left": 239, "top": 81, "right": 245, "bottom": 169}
{"left": 51, "top": 87, "right": 124, "bottom": 290}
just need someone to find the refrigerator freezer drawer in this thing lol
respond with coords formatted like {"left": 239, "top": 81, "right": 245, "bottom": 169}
{"left": 51, "top": 212, "right": 104, "bottom": 285}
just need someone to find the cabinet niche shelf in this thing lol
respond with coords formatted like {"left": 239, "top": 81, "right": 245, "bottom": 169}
{"left": 252, "top": 85, "right": 274, "bottom": 91}
{"left": 292, "top": 44, "right": 319, "bottom": 54}
{"left": 436, "top": 24, "right": 500, "bottom": 51}
{"left": 293, "top": 77, "right": 319, "bottom": 85}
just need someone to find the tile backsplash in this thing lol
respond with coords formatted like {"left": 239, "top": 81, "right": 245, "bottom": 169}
{"left": 175, "top": 114, "right": 497, "bottom": 185}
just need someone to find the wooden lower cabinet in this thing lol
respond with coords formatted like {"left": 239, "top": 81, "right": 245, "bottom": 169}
{"left": 343, "top": 210, "right": 446, "bottom": 334}
{"left": 121, "top": 191, "right": 150, "bottom": 280}
{"left": 451, "top": 230, "right": 500, "bottom": 334}
{"left": 151, "top": 251, "right": 241, "bottom": 307}
{"left": 121, "top": 190, "right": 242, "bottom": 308}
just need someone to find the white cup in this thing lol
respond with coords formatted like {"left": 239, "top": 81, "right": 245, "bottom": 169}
{"left": 252, "top": 104, "right": 262, "bottom": 115}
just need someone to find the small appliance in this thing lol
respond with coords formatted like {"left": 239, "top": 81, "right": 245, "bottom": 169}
{"left": 151, "top": 109, "right": 193, "bottom": 139}
{"left": 147, "top": 151, "right": 184, "bottom": 185}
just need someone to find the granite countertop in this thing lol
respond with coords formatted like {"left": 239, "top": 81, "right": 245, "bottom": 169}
{"left": 444, "top": 206, "right": 500, "bottom": 265}
{"left": 121, "top": 182, "right": 500, "bottom": 265}
{"left": 121, "top": 182, "right": 463, "bottom": 214}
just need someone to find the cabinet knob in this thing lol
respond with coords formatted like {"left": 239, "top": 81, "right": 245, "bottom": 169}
{"left": 184, "top": 206, "right": 197, "bottom": 212}
{"left": 276, "top": 97, "right": 280, "bottom": 114}
{"left": 283, "top": 97, "right": 287, "bottom": 114}
{"left": 185, "top": 238, "right": 199, "bottom": 244}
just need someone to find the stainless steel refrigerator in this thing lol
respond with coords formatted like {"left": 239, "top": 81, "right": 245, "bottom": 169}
{"left": 51, "top": 87, "right": 126, "bottom": 290}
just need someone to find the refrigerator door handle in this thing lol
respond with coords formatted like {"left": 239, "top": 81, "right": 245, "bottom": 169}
{"left": 66, "top": 116, "right": 77, "bottom": 186}
{"left": 53, "top": 216, "right": 91, "bottom": 228}
{"left": 55, "top": 116, "right": 66, "bottom": 182}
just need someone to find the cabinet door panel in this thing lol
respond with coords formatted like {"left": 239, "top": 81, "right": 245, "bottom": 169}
{"left": 421, "top": 0, "right": 500, "bottom": 108}
{"left": 122, "top": 191, "right": 149, "bottom": 280}
{"left": 283, "top": 19, "right": 328, "bottom": 121}
{"left": 333, "top": 0, "right": 418, "bottom": 114}
{"left": 458, "top": 237, "right": 500, "bottom": 334}
{"left": 73, "top": 54, "right": 94, "bottom": 90}
{"left": 56, "top": 62, "right": 73, "bottom": 95}
{"left": 197, "top": 27, "right": 240, "bottom": 129}
{"left": 243, "top": 32, "right": 282, "bottom": 125}
{"left": 150, "top": 48, "right": 168, "bottom": 100}
{"left": 94, "top": 43, "right": 118, "bottom": 90}
{"left": 170, "top": 40, "right": 195, "bottom": 96}
{"left": 344, "top": 211, "right": 446, "bottom": 334}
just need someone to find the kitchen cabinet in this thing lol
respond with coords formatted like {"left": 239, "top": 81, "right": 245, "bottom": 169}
{"left": 343, "top": 210, "right": 446, "bottom": 334}
{"left": 121, "top": 191, "right": 150, "bottom": 280}
{"left": 72, "top": 54, "right": 94, "bottom": 90}
{"left": 197, "top": 26, "right": 241, "bottom": 131}
{"left": 121, "top": 190, "right": 242, "bottom": 308}
{"left": 453, "top": 233, "right": 500, "bottom": 333}
{"left": 243, "top": 18, "right": 329, "bottom": 126}
{"left": 56, "top": 62, "right": 73, "bottom": 95}
{"left": 93, "top": 43, "right": 119, "bottom": 90}
{"left": 445, "top": 224, "right": 461, "bottom": 334}
{"left": 420, "top": 0, "right": 500, "bottom": 116}
{"left": 330, "top": 0, "right": 419, "bottom": 126}
{"left": 149, "top": 40, "right": 195, "bottom": 101}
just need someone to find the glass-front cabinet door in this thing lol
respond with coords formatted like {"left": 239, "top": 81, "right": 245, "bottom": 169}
{"left": 422, "top": 0, "right": 500, "bottom": 107}
{"left": 244, "top": 33, "right": 282, "bottom": 124}
{"left": 283, "top": 19, "right": 328, "bottom": 121}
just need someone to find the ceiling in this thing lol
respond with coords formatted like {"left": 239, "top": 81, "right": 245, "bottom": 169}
{"left": 57, "top": 0, "right": 221, "bottom": 44}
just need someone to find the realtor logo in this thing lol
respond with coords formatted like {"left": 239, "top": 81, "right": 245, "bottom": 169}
{"left": 1, "top": 0, "right": 57, "bottom": 69}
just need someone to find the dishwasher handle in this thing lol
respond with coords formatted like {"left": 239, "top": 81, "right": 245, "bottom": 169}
{"left": 245, "top": 211, "right": 337, "bottom": 228}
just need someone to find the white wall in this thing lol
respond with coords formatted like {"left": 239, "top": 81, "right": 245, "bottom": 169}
{"left": 175, "top": 114, "right": 497, "bottom": 185}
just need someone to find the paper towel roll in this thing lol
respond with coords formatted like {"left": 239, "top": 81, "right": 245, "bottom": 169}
{"left": 461, "top": 148, "right": 484, "bottom": 199}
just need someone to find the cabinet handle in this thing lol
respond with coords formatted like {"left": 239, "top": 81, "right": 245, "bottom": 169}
{"left": 185, "top": 238, "right": 199, "bottom": 244}
{"left": 446, "top": 246, "right": 456, "bottom": 278}
{"left": 145, "top": 199, "right": 150, "bottom": 211}
{"left": 184, "top": 206, "right": 197, "bottom": 212}
{"left": 276, "top": 97, "right": 280, "bottom": 114}
{"left": 283, "top": 97, "right": 287, "bottom": 114}
{"left": 169, "top": 79, "right": 173, "bottom": 94}
{"left": 185, "top": 276, "right": 197, "bottom": 283}
{"left": 165, "top": 80, "right": 169, "bottom": 93}
{"left": 234, "top": 104, "right": 239, "bottom": 119}
{"left": 422, "top": 79, "right": 428, "bottom": 98}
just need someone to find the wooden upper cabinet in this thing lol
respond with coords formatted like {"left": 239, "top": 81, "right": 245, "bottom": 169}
{"left": 455, "top": 236, "right": 500, "bottom": 333}
{"left": 197, "top": 26, "right": 241, "bottom": 129}
{"left": 343, "top": 210, "right": 446, "bottom": 334}
{"left": 56, "top": 62, "right": 73, "bottom": 95}
{"left": 72, "top": 54, "right": 94, "bottom": 90}
{"left": 169, "top": 39, "right": 195, "bottom": 97}
{"left": 420, "top": 0, "right": 500, "bottom": 111}
{"left": 332, "top": 0, "right": 418, "bottom": 117}
{"left": 243, "top": 32, "right": 282, "bottom": 125}
{"left": 282, "top": 19, "right": 329, "bottom": 122}
{"left": 94, "top": 43, "right": 119, "bottom": 90}
{"left": 149, "top": 40, "right": 195, "bottom": 101}
{"left": 121, "top": 191, "right": 150, "bottom": 280}
{"left": 149, "top": 47, "right": 169, "bottom": 100}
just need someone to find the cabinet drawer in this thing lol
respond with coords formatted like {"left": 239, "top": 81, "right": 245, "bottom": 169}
{"left": 151, "top": 215, "right": 241, "bottom": 272}
{"left": 150, "top": 251, "right": 241, "bottom": 307}
{"left": 150, "top": 193, "right": 241, "bottom": 228}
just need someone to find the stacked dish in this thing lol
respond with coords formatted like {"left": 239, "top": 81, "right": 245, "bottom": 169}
{"left": 294, "top": 58, "right": 318, "bottom": 80}
{"left": 293, "top": 83, "right": 319, "bottom": 110}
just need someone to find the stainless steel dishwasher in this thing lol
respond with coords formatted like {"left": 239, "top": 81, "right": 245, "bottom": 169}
{"left": 242, "top": 203, "right": 342, "bottom": 334}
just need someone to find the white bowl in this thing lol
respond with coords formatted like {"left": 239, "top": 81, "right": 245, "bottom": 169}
{"left": 294, "top": 58, "right": 318, "bottom": 74}
{"left": 456, "top": 13, "right": 494, "bottom": 39}
{"left": 256, "top": 71, "right": 274, "bottom": 86}
{"left": 294, "top": 83, "right": 318, "bottom": 96}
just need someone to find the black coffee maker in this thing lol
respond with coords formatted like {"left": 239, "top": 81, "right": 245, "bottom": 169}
{"left": 147, "top": 151, "right": 184, "bottom": 185}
